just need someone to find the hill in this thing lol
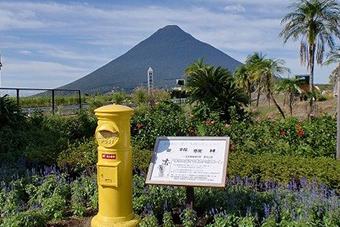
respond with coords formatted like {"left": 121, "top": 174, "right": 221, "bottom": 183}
{"left": 59, "top": 25, "right": 242, "bottom": 94}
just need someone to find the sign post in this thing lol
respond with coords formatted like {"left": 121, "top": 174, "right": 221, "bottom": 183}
{"left": 146, "top": 137, "right": 230, "bottom": 209}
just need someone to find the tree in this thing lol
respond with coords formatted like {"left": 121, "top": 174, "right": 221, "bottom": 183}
{"left": 185, "top": 62, "right": 248, "bottom": 121}
{"left": 234, "top": 53, "right": 266, "bottom": 108}
{"left": 277, "top": 78, "right": 306, "bottom": 116}
{"left": 252, "top": 58, "right": 291, "bottom": 119}
{"left": 246, "top": 52, "right": 266, "bottom": 107}
{"left": 185, "top": 57, "right": 206, "bottom": 75}
{"left": 325, "top": 46, "right": 340, "bottom": 79}
{"left": 234, "top": 65, "right": 252, "bottom": 107}
{"left": 280, "top": 0, "right": 340, "bottom": 110}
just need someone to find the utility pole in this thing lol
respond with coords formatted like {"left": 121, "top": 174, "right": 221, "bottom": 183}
{"left": 337, "top": 67, "right": 340, "bottom": 160}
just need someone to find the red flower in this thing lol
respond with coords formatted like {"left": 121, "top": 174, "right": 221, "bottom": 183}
{"left": 298, "top": 129, "right": 304, "bottom": 136}
{"left": 136, "top": 123, "right": 143, "bottom": 130}
{"left": 279, "top": 130, "right": 285, "bottom": 136}
{"left": 230, "top": 145, "right": 235, "bottom": 151}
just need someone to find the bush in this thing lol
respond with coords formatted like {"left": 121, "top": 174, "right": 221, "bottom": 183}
{"left": 131, "top": 101, "right": 191, "bottom": 150}
{"left": 140, "top": 213, "right": 159, "bottom": 227}
{"left": 163, "top": 211, "right": 175, "bottom": 227}
{"left": 131, "top": 149, "right": 340, "bottom": 189}
{"left": 112, "top": 90, "right": 127, "bottom": 104}
{"left": 0, "top": 95, "right": 26, "bottom": 129}
{"left": 186, "top": 64, "right": 248, "bottom": 121}
{"left": 132, "top": 87, "right": 148, "bottom": 105}
{"left": 132, "top": 175, "right": 186, "bottom": 216}
{"left": 227, "top": 152, "right": 340, "bottom": 189}
{"left": 132, "top": 148, "right": 153, "bottom": 174}
{"left": 27, "top": 174, "right": 70, "bottom": 221}
{"left": 57, "top": 139, "right": 97, "bottom": 174}
{"left": 180, "top": 209, "right": 197, "bottom": 227}
{"left": 70, "top": 175, "right": 98, "bottom": 216}
{"left": 1, "top": 209, "right": 47, "bottom": 227}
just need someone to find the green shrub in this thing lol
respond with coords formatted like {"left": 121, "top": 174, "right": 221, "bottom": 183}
{"left": 24, "top": 111, "right": 96, "bottom": 166}
{"left": 111, "top": 90, "right": 126, "bottom": 104}
{"left": 57, "top": 139, "right": 97, "bottom": 174}
{"left": 26, "top": 174, "right": 70, "bottom": 221}
{"left": 70, "top": 175, "right": 98, "bottom": 216}
{"left": 131, "top": 149, "right": 340, "bottom": 188}
{"left": 316, "top": 93, "right": 328, "bottom": 101}
{"left": 1, "top": 209, "right": 47, "bottom": 227}
{"left": 206, "top": 214, "right": 239, "bottom": 227}
{"left": 162, "top": 211, "right": 175, "bottom": 227}
{"left": 140, "top": 213, "right": 159, "bottom": 227}
{"left": 0, "top": 95, "right": 26, "bottom": 129}
{"left": 180, "top": 209, "right": 197, "bottom": 227}
{"left": 132, "top": 175, "right": 186, "bottom": 216}
{"left": 132, "top": 87, "right": 148, "bottom": 105}
{"left": 227, "top": 152, "right": 340, "bottom": 188}
{"left": 132, "top": 101, "right": 191, "bottom": 150}
{"left": 132, "top": 148, "right": 153, "bottom": 174}
{"left": 87, "top": 95, "right": 110, "bottom": 113}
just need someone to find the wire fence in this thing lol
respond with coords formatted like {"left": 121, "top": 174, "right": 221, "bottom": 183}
{"left": 0, "top": 87, "right": 82, "bottom": 115}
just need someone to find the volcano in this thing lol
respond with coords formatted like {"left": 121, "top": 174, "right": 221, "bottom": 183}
{"left": 60, "top": 25, "right": 242, "bottom": 94}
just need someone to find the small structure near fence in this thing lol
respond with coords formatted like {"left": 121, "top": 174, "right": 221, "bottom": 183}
{"left": 0, "top": 87, "right": 82, "bottom": 114}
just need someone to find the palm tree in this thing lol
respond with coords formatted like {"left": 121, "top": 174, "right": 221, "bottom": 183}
{"left": 280, "top": 0, "right": 340, "bottom": 109}
{"left": 234, "top": 65, "right": 252, "bottom": 107}
{"left": 186, "top": 63, "right": 248, "bottom": 121}
{"left": 325, "top": 46, "right": 340, "bottom": 67}
{"left": 185, "top": 57, "right": 206, "bottom": 75}
{"left": 325, "top": 46, "right": 340, "bottom": 83}
{"left": 277, "top": 78, "right": 306, "bottom": 116}
{"left": 253, "top": 58, "right": 291, "bottom": 119}
{"left": 247, "top": 53, "right": 266, "bottom": 107}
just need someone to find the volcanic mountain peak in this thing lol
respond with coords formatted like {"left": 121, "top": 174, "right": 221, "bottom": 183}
{"left": 60, "top": 25, "right": 242, "bottom": 94}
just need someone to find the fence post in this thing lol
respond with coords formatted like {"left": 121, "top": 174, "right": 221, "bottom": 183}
{"left": 78, "top": 90, "right": 82, "bottom": 111}
{"left": 16, "top": 89, "right": 20, "bottom": 107}
{"left": 52, "top": 90, "right": 55, "bottom": 114}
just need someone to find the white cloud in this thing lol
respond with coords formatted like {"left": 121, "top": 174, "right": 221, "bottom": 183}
{"left": 224, "top": 4, "right": 245, "bottom": 14}
{"left": 0, "top": 0, "right": 337, "bottom": 87}
{"left": 1, "top": 59, "right": 89, "bottom": 88}
{"left": 19, "top": 50, "right": 32, "bottom": 55}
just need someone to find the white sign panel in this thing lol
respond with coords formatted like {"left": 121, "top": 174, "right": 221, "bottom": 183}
{"left": 146, "top": 137, "right": 229, "bottom": 187}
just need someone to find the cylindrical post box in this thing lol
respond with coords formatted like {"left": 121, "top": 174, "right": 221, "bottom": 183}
{"left": 91, "top": 104, "right": 140, "bottom": 227}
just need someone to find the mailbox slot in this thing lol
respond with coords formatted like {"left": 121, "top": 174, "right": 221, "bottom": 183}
{"left": 96, "top": 123, "right": 119, "bottom": 148}
{"left": 98, "top": 162, "right": 120, "bottom": 187}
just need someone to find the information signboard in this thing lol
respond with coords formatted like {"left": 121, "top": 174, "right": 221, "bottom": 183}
{"left": 146, "top": 137, "right": 230, "bottom": 187}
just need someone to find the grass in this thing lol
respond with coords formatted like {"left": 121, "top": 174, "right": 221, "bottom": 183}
{"left": 251, "top": 92, "right": 336, "bottom": 120}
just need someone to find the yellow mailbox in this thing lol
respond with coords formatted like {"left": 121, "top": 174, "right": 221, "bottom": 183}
{"left": 91, "top": 104, "right": 140, "bottom": 227}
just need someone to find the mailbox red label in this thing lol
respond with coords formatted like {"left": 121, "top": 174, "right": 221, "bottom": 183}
{"left": 102, "top": 154, "right": 116, "bottom": 159}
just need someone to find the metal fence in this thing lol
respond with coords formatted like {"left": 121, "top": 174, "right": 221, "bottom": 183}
{"left": 0, "top": 87, "right": 82, "bottom": 115}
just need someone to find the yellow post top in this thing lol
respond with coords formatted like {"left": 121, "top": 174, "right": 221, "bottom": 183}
{"left": 95, "top": 104, "right": 133, "bottom": 117}
{"left": 94, "top": 104, "right": 133, "bottom": 150}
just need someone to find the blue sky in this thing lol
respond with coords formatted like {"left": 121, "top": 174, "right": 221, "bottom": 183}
{"left": 1, "top": 0, "right": 339, "bottom": 90}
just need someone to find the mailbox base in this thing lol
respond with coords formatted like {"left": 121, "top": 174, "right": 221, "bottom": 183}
{"left": 91, "top": 214, "right": 140, "bottom": 227}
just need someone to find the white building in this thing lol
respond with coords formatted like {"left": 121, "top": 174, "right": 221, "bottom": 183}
{"left": 147, "top": 67, "right": 154, "bottom": 92}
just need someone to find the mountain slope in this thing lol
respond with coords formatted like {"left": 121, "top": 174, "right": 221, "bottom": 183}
{"left": 60, "top": 25, "right": 242, "bottom": 94}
